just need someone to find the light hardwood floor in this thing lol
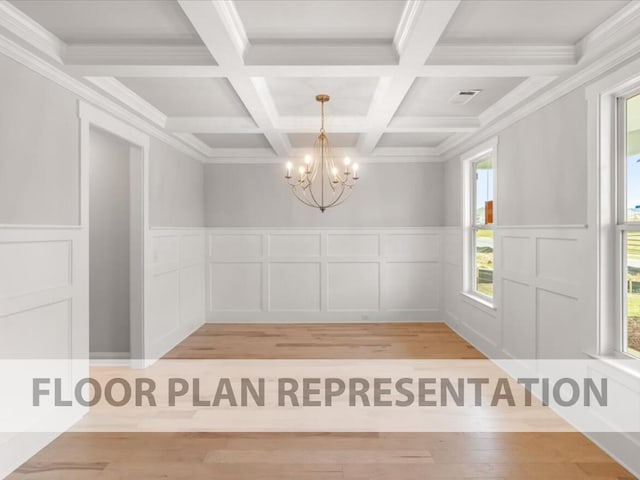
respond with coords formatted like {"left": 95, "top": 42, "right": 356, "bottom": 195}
{"left": 8, "top": 323, "right": 636, "bottom": 479}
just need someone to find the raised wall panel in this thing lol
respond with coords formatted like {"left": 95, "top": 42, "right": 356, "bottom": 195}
{"left": 0, "top": 241, "right": 70, "bottom": 299}
{"left": 444, "top": 232, "right": 462, "bottom": 266}
{"left": 501, "top": 236, "right": 531, "bottom": 277}
{"left": 206, "top": 228, "right": 444, "bottom": 321}
{"left": 386, "top": 262, "right": 439, "bottom": 310}
{"left": 148, "top": 229, "right": 206, "bottom": 358}
{"left": 149, "top": 271, "right": 180, "bottom": 342}
{"left": 385, "top": 234, "right": 439, "bottom": 261}
{"left": 536, "top": 237, "right": 579, "bottom": 285}
{"left": 153, "top": 235, "right": 179, "bottom": 268}
{"left": 537, "top": 288, "right": 579, "bottom": 359}
{"left": 444, "top": 263, "right": 461, "bottom": 320}
{"left": 269, "top": 234, "right": 320, "bottom": 257}
{"left": 180, "top": 264, "right": 205, "bottom": 325}
{"left": 210, "top": 262, "right": 262, "bottom": 311}
{"left": 327, "top": 234, "right": 379, "bottom": 257}
{"left": 210, "top": 234, "right": 262, "bottom": 259}
{"left": 327, "top": 262, "right": 379, "bottom": 311}
{"left": 502, "top": 279, "right": 535, "bottom": 358}
{"left": 0, "top": 300, "right": 70, "bottom": 359}
{"left": 269, "top": 262, "right": 321, "bottom": 311}
{"left": 181, "top": 234, "right": 205, "bottom": 267}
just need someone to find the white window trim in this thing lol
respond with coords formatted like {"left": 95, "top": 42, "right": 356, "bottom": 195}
{"left": 586, "top": 55, "right": 640, "bottom": 358}
{"left": 461, "top": 137, "right": 499, "bottom": 308}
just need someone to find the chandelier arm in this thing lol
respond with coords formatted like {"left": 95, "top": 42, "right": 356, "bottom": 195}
{"left": 291, "top": 186, "right": 320, "bottom": 209}
{"left": 323, "top": 188, "right": 354, "bottom": 210}
{"left": 323, "top": 184, "right": 350, "bottom": 209}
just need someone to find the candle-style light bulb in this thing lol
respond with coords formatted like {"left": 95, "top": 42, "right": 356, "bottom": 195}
{"left": 331, "top": 166, "right": 339, "bottom": 183}
{"left": 298, "top": 166, "right": 305, "bottom": 176}
{"left": 304, "top": 154, "right": 312, "bottom": 173}
{"left": 343, "top": 156, "right": 351, "bottom": 174}
{"left": 285, "top": 161, "right": 292, "bottom": 178}
{"left": 352, "top": 163, "right": 360, "bottom": 180}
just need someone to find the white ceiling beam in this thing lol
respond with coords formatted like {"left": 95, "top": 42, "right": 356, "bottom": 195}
{"left": 85, "top": 76, "right": 167, "bottom": 127}
{"left": 428, "top": 44, "right": 576, "bottom": 66}
{"left": 357, "top": 0, "right": 461, "bottom": 154}
{"left": 278, "top": 116, "right": 367, "bottom": 133}
{"left": 178, "top": 0, "right": 291, "bottom": 157}
{"left": 64, "top": 64, "right": 224, "bottom": 78}
{"left": 0, "top": 0, "right": 66, "bottom": 63}
{"left": 165, "top": 114, "right": 480, "bottom": 135}
{"left": 63, "top": 63, "right": 573, "bottom": 79}
{"left": 244, "top": 40, "right": 398, "bottom": 66}
{"left": 64, "top": 44, "right": 216, "bottom": 66}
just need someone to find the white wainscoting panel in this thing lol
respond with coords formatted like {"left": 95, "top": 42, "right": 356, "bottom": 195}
{"left": 443, "top": 226, "right": 589, "bottom": 359}
{"left": 0, "top": 227, "right": 88, "bottom": 479}
{"left": 269, "top": 262, "right": 321, "bottom": 311}
{"left": 327, "top": 262, "right": 380, "bottom": 311}
{"left": 210, "top": 262, "right": 262, "bottom": 311}
{"left": 207, "top": 228, "right": 443, "bottom": 323}
{"left": 148, "top": 229, "right": 205, "bottom": 359}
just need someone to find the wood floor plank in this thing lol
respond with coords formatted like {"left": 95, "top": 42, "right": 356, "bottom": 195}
{"left": 7, "top": 323, "right": 635, "bottom": 479}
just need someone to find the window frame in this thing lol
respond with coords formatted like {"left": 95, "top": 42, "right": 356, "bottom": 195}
{"left": 462, "top": 138, "right": 498, "bottom": 308}
{"left": 616, "top": 89, "right": 640, "bottom": 359}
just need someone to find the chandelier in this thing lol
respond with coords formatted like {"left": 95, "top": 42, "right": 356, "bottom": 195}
{"left": 284, "top": 94, "right": 360, "bottom": 212}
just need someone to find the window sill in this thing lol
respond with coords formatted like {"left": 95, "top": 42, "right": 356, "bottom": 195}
{"left": 587, "top": 353, "right": 640, "bottom": 380}
{"left": 460, "top": 291, "right": 497, "bottom": 314}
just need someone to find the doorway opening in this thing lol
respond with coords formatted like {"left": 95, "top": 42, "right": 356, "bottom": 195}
{"left": 88, "top": 126, "right": 144, "bottom": 363}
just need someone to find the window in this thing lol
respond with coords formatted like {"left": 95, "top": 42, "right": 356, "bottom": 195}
{"left": 619, "top": 91, "right": 640, "bottom": 358}
{"left": 463, "top": 140, "right": 497, "bottom": 305}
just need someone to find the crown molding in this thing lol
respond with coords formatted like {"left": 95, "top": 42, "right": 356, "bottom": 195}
{"left": 577, "top": 1, "right": 640, "bottom": 62}
{"left": 167, "top": 116, "right": 259, "bottom": 133}
{"left": 0, "top": 33, "right": 206, "bottom": 163}
{"left": 387, "top": 116, "right": 479, "bottom": 133}
{"left": 439, "top": 29, "right": 640, "bottom": 160}
{"left": 203, "top": 154, "right": 444, "bottom": 165}
{"left": 0, "top": 0, "right": 66, "bottom": 62}
{"left": 86, "top": 76, "right": 167, "bottom": 127}
{"left": 429, "top": 44, "right": 576, "bottom": 65}
{"left": 478, "top": 76, "right": 557, "bottom": 126}
{"left": 173, "top": 132, "right": 215, "bottom": 156}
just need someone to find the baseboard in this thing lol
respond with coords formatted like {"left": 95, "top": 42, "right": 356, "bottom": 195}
{"left": 146, "top": 320, "right": 204, "bottom": 361}
{"left": 583, "top": 432, "right": 640, "bottom": 479}
{"left": 206, "top": 310, "right": 443, "bottom": 324}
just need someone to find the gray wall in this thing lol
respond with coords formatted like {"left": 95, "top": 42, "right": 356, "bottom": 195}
{"left": 498, "top": 89, "right": 587, "bottom": 226}
{"left": 150, "top": 138, "right": 205, "bottom": 227}
{"left": 0, "top": 54, "right": 79, "bottom": 225}
{"left": 89, "top": 128, "right": 130, "bottom": 355}
{"left": 204, "top": 162, "right": 444, "bottom": 227}
{"left": 443, "top": 88, "right": 587, "bottom": 226}
{"left": 443, "top": 158, "right": 461, "bottom": 226}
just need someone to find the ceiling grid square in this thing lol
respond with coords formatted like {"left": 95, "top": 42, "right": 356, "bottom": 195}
{"left": 4, "top": 0, "right": 639, "bottom": 163}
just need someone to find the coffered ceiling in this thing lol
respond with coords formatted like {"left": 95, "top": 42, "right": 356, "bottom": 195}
{"left": 2, "top": 0, "right": 637, "bottom": 163}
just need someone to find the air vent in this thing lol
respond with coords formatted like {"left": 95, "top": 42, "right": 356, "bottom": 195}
{"left": 449, "top": 89, "right": 482, "bottom": 105}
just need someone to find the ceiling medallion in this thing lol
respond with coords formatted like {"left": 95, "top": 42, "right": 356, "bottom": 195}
{"left": 284, "top": 94, "right": 360, "bottom": 212}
